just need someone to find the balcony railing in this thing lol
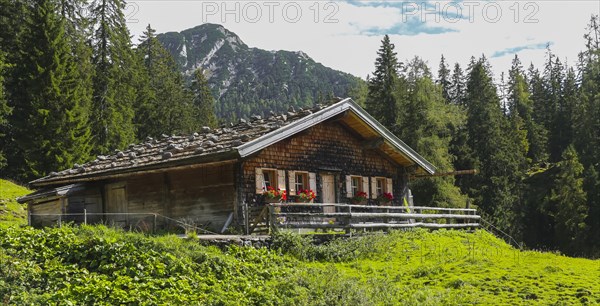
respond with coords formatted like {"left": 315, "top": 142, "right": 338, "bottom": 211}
{"left": 264, "top": 203, "right": 480, "bottom": 233}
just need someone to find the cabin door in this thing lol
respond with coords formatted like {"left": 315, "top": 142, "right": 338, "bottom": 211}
{"left": 105, "top": 183, "right": 127, "bottom": 226}
{"left": 321, "top": 174, "right": 336, "bottom": 214}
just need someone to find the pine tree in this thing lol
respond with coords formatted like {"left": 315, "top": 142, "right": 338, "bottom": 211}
{"left": 135, "top": 24, "right": 196, "bottom": 139}
{"left": 366, "top": 35, "right": 400, "bottom": 130}
{"left": 5, "top": 0, "right": 92, "bottom": 181}
{"left": 437, "top": 55, "right": 451, "bottom": 102}
{"left": 551, "top": 146, "right": 588, "bottom": 254}
{"left": 89, "top": 0, "right": 137, "bottom": 153}
{"left": 191, "top": 68, "right": 218, "bottom": 128}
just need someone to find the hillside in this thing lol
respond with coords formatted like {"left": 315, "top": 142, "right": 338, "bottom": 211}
{"left": 1, "top": 226, "right": 598, "bottom": 305}
{"left": 157, "top": 24, "right": 364, "bottom": 120}
{"left": 0, "top": 179, "right": 30, "bottom": 227}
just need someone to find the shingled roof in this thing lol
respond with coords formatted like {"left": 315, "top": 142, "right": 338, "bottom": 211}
{"left": 30, "top": 98, "right": 436, "bottom": 187}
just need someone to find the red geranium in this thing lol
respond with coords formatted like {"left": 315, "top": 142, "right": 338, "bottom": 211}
{"left": 263, "top": 186, "right": 287, "bottom": 201}
{"left": 297, "top": 189, "right": 316, "bottom": 202}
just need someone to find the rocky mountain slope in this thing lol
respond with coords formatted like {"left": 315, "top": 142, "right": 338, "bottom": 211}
{"left": 157, "top": 24, "right": 363, "bottom": 120}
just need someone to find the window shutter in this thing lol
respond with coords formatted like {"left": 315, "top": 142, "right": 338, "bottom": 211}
{"left": 370, "top": 177, "right": 378, "bottom": 199}
{"left": 255, "top": 168, "right": 264, "bottom": 194}
{"left": 362, "top": 177, "right": 370, "bottom": 198}
{"left": 309, "top": 172, "right": 317, "bottom": 195}
{"left": 345, "top": 175, "right": 352, "bottom": 198}
{"left": 277, "top": 170, "right": 286, "bottom": 191}
{"left": 288, "top": 171, "right": 296, "bottom": 195}
{"left": 386, "top": 178, "right": 393, "bottom": 196}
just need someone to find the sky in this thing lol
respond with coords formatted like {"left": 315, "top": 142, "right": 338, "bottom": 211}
{"left": 125, "top": 1, "right": 600, "bottom": 80}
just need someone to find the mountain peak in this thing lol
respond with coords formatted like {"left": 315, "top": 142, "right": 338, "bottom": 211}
{"left": 156, "top": 24, "right": 362, "bottom": 120}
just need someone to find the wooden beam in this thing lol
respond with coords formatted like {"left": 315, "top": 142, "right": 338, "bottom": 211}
{"left": 33, "top": 159, "right": 238, "bottom": 187}
{"left": 411, "top": 169, "right": 478, "bottom": 179}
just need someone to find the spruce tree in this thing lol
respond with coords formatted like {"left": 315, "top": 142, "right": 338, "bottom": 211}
{"left": 135, "top": 24, "right": 196, "bottom": 138}
{"left": 507, "top": 55, "right": 547, "bottom": 164}
{"left": 551, "top": 146, "right": 588, "bottom": 254}
{"left": 449, "top": 63, "right": 466, "bottom": 106}
{"left": 191, "top": 68, "right": 218, "bottom": 128}
{"left": 574, "top": 15, "right": 600, "bottom": 168}
{"left": 89, "top": 0, "right": 137, "bottom": 153}
{"left": 398, "top": 57, "right": 467, "bottom": 207}
{"left": 6, "top": 0, "right": 92, "bottom": 181}
{"left": 437, "top": 55, "right": 451, "bottom": 102}
{"left": 462, "top": 58, "right": 524, "bottom": 236}
{"left": 366, "top": 35, "right": 400, "bottom": 130}
{"left": 583, "top": 166, "right": 600, "bottom": 253}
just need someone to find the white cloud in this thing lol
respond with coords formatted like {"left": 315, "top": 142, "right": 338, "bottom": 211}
{"left": 126, "top": 1, "right": 599, "bottom": 80}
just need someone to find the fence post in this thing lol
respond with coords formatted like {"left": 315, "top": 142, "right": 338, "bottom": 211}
{"left": 244, "top": 201, "right": 249, "bottom": 235}
{"left": 58, "top": 214, "right": 62, "bottom": 228}
{"left": 84, "top": 209, "right": 87, "bottom": 225}
{"left": 268, "top": 204, "right": 275, "bottom": 235}
{"left": 153, "top": 214, "right": 157, "bottom": 234}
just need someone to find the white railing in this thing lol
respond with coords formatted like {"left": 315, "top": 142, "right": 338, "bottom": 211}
{"left": 267, "top": 203, "right": 480, "bottom": 232}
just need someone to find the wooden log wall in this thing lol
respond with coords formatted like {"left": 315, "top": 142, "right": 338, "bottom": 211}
{"left": 99, "top": 163, "right": 236, "bottom": 232}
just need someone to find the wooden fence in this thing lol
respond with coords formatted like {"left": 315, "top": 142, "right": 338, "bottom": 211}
{"left": 267, "top": 203, "right": 480, "bottom": 233}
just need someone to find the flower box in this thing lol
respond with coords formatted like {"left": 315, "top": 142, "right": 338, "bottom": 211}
{"left": 350, "top": 191, "right": 368, "bottom": 204}
{"left": 377, "top": 192, "right": 394, "bottom": 206}
{"left": 262, "top": 186, "right": 287, "bottom": 203}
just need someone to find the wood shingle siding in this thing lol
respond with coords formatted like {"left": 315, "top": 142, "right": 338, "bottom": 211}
{"left": 242, "top": 120, "right": 403, "bottom": 205}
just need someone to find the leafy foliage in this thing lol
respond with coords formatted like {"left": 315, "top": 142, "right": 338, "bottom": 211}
{"left": 1, "top": 226, "right": 598, "bottom": 304}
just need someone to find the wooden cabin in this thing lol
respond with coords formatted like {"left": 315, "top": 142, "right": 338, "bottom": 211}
{"left": 18, "top": 98, "right": 436, "bottom": 233}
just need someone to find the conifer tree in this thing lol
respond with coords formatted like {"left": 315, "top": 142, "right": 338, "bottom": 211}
{"left": 574, "top": 15, "right": 600, "bottom": 168}
{"left": 551, "top": 146, "right": 588, "bottom": 253}
{"left": 135, "top": 24, "right": 196, "bottom": 138}
{"left": 507, "top": 55, "right": 547, "bottom": 164}
{"left": 449, "top": 63, "right": 466, "bottom": 106}
{"left": 437, "top": 55, "right": 451, "bottom": 102}
{"left": 583, "top": 166, "right": 600, "bottom": 252}
{"left": 6, "top": 0, "right": 92, "bottom": 181}
{"left": 88, "top": 0, "right": 137, "bottom": 153}
{"left": 191, "top": 69, "right": 218, "bottom": 128}
{"left": 0, "top": 53, "right": 10, "bottom": 169}
{"left": 366, "top": 35, "right": 400, "bottom": 130}
{"left": 462, "top": 58, "right": 524, "bottom": 236}
{"left": 398, "top": 57, "right": 467, "bottom": 207}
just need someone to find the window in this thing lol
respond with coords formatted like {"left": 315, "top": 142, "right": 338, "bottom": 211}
{"left": 288, "top": 171, "right": 316, "bottom": 195}
{"left": 351, "top": 176, "right": 361, "bottom": 196}
{"left": 262, "top": 169, "right": 276, "bottom": 189}
{"left": 345, "top": 175, "right": 369, "bottom": 198}
{"left": 376, "top": 178, "right": 385, "bottom": 196}
{"left": 255, "top": 168, "right": 285, "bottom": 194}
{"left": 370, "top": 177, "right": 394, "bottom": 199}
{"left": 295, "top": 172, "right": 308, "bottom": 192}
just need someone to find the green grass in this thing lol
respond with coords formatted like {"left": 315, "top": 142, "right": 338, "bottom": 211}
{"left": 0, "top": 179, "right": 31, "bottom": 226}
{"left": 1, "top": 225, "right": 598, "bottom": 305}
